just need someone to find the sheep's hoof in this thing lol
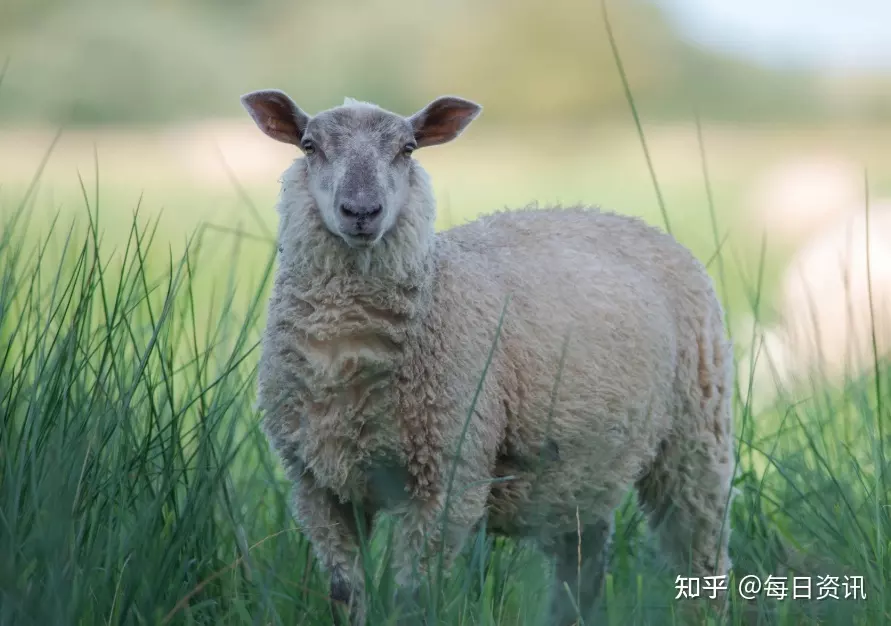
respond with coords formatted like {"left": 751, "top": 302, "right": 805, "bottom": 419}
{"left": 329, "top": 569, "right": 361, "bottom": 626}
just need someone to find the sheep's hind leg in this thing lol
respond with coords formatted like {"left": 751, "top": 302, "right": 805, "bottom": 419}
{"left": 635, "top": 433, "right": 734, "bottom": 575}
{"left": 548, "top": 517, "right": 614, "bottom": 626}
{"left": 634, "top": 391, "right": 735, "bottom": 619}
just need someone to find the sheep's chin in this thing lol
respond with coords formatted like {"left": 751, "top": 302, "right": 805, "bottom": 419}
{"left": 340, "top": 232, "right": 382, "bottom": 249}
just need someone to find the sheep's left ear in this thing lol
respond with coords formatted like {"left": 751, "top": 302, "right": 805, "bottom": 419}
{"left": 241, "top": 89, "right": 310, "bottom": 146}
{"left": 408, "top": 96, "right": 482, "bottom": 148}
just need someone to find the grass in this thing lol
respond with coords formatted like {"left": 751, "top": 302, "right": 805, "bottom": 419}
{"left": 0, "top": 140, "right": 888, "bottom": 626}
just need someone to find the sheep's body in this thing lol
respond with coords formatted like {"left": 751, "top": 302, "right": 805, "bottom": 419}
{"left": 258, "top": 160, "right": 735, "bottom": 624}
{"left": 244, "top": 90, "right": 734, "bottom": 624}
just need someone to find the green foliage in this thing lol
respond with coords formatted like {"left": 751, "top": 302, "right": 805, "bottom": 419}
{"left": 2, "top": 0, "right": 884, "bottom": 126}
{"left": 1, "top": 147, "right": 889, "bottom": 625}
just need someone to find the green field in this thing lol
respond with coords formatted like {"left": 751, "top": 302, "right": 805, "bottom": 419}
{"left": 1, "top": 119, "right": 890, "bottom": 625}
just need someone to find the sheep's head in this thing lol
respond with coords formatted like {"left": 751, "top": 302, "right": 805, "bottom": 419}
{"left": 241, "top": 90, "right": 482, "bottom": 249}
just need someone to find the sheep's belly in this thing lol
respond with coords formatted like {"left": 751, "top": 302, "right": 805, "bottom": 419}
{"left": 486, "top": 469, "right": 630, "bottom": 537}
{"left": 486, "top": 434, "right": 656, "bottom": 537}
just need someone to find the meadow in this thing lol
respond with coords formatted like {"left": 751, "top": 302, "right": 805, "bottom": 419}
{"left": 1, "top": 112, "right": 890, "bottom": 625}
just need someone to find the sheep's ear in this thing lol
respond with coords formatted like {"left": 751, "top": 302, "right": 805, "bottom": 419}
{"left": 408, "top": 96, "right": 482, "bottom": 148}
{"left": 241, "top": 89, "right": 310, "bottom": 146}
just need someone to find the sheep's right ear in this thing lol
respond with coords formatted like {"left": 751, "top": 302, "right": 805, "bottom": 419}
{"left": 241, "top": 89, "right": 310, "bottom": 146}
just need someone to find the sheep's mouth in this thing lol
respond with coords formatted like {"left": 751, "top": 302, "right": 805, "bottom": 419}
{"left": 341, "top": 232, "right": 378, "bottom": 249}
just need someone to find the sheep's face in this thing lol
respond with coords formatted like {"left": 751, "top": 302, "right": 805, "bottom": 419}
{"left": 300, "top": 104, "right": 418, "bottom": 248}
{"left": 241, "top": 90, "right": 482, "bottom": 249}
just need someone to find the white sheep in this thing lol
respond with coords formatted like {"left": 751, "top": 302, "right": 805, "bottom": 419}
{"left": 745, "top": 154, "right": 863, "bottom": 246}
{"left": 743, "top": 202, "right": 891, "bottom": 399}
{"left": 241, "top": 89, "right": 736, "bottom": 625}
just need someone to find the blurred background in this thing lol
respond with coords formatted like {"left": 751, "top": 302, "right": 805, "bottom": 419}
{"left": 2, "top": 0, "right": 890, "bottom": 396}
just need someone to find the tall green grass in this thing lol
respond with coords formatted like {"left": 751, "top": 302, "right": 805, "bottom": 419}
{"left": 1, "top": 150, "right": 888, "bottom": 625}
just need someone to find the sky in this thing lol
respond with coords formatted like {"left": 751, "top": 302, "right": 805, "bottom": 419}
{"left": 657, "top": 0, "right": 891, "bottom": 71}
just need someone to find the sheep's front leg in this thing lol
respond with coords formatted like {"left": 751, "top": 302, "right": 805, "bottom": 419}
{"left": 292, "top": 472, "right": 372, "bottom": 625}
{"left": 390, "top": 479, "right": 490, "bottom": 613}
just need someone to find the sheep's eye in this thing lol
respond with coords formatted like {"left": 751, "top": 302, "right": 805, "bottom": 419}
{"left": 301, "top": 140, "right": 316, "bottom": 155}
{"left": 402, "top": 143, "right": 416, "bottom": 157}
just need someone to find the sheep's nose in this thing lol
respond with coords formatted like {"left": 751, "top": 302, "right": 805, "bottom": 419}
{"left": 340, "top": 202, "right": 383, "bottom": 219}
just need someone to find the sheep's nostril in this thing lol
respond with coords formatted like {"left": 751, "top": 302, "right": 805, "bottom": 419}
{"left": 367, "top": 205, "right": 383, "bottom": 218}
{"left": 340, "top": 203, "right": 356, "bottom": 218}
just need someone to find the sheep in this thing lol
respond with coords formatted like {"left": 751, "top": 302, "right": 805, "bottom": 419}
{"left": 745, "top": 154, "right": 862, "bottom": 247}
{"left": 741, "top": 202, "right": 891, "bottom": 401}
{"left": 241, "top": 88, "right": 736, "bottom": 625}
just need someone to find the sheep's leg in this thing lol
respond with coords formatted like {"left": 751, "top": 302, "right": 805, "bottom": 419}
{"left": 634, "top": 374, "right": 735, "bottom": 620}
{"left": 291, "top": 473, "right": 372, "bottom": 625}
{"left": 635, "top": 433, "right": 734, "bottom": 574}
{"left": 390, "top": 482, "right": 491, "bottom": 602}
{"left": 548, "top": 517, "right": 614, "bottom": 626}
